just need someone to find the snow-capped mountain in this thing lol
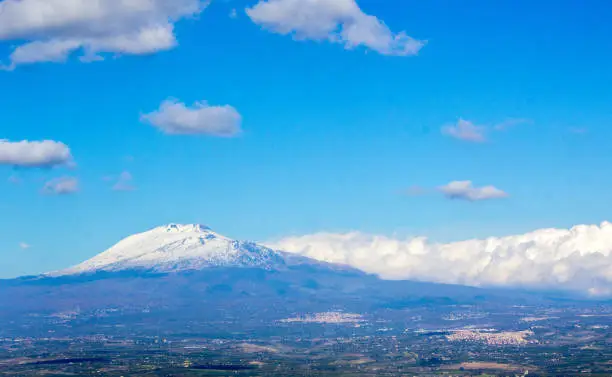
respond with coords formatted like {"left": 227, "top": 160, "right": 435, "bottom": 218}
{"left": 56, "top": 224, "right": 287, "bottom": 275}
{"left": 4, "top": 224, "right": 557, "bottom": 320}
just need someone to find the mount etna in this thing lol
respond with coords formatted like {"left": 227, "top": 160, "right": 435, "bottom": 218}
{"left": 0, "top": 224, "right": 576, "bottom": 324}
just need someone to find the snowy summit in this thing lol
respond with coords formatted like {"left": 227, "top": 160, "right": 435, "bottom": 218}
{"left": 56, "top": 224, "right": 286, "bottom": 275}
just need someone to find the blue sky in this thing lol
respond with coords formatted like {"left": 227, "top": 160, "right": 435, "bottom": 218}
{"left": 1, "top": 0, "right": 611, "bottom": 278}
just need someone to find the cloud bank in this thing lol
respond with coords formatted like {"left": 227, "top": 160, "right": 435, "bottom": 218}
{"left": 246, "top": 0, "right": 425, "bottom": 56}
{"left": 141, "top": 99, "right": 242, "bottom": 136}
{"left": 0, "top": 0, "right": 206, "bottom": 69}
{"left": 0, "top": 140, "right": 73, "bottom": 168}
{"left": 271, "top": 222, "right": 612, "bottom": 296}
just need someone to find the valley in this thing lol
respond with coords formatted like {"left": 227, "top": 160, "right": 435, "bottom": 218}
{"left": 1, "top": 302, "right": 612, "bottom": 376}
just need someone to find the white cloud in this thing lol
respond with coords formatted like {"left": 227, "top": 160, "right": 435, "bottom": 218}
{"left": 111, "top": 171, "right": 136, "bottom": 191}
{"left": 0, "top": 0, "right": 207, "bottom": 69}
{"left": 569, "top": 127, "right": 588, "bottom": 134}
{"left": 270, "top": 221, "right": 612, "bottom": 296}
{"left": 19, "top": 242, "right": 31, "bottom": 250}
{"left": 246, "top": 0, "right": 425, "bottom": 56}
{"left": 0, "top": 140, "right": 73, "bottom": 168}
{"left": 141, "top": 99, "right": 242, "bottom": 136}
{"left": 493, "top": 118, "right": 532, "bottom": 131}
{"left": 438, "top": 181, "right": 508, "bottom": 202}
{"left": 42, "top": 177, "right": 79, "bottom": 195}
{"left": 404, "top": 185, "right": 426, "bottom": 196}
{"left": 8, "top": 175, "right": 22, "bottom": 184}
{"left": 441, "top": 118, "right": 486, "bottom": 143}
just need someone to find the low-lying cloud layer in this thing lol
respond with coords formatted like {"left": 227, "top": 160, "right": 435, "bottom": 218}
{"left": 271, "top": 222, "right": 612, "bottom": 296}
{"left": 247, "top": 0, "right": 425, "bottom": 56}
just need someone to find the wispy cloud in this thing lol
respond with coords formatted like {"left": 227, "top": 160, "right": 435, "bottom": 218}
{"left": 141, "top": 99, "right": 242, "bottom": 137}
{"left": 246, "top": 0, "right": 425, "bottom": 56}
{"left": 442, "top": 117, "right": 532, "bottom": 142}
{"left": 42, "top": 177, "right": 79, "bottom": 195}
{"left": 569, "top": 127, "right": 588, "bottom": 134}
{"left": 438, "top": 180, "right": 508, "bottom": 201}
{"left": 8, "top": 175, "right": 22, "bottom": 184}
{"left": 19, "top": 242, "right": 31, "bottom": 250}
{"left": 441, "top": 119, "right": 486, "bottom": 143}
{"left": 112, "top": 171, "right": 136, "bottom": 192}
{"left": 403, "top": 185, "right": 426, "bottom": 196}
{"left": 494, "top": 118, "right": 532, "bottom": 131}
